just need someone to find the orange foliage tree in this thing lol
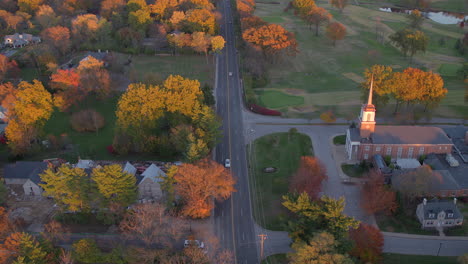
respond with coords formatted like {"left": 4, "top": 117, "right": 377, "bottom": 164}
{"left": 361, "top": 171, "right": 397, "bottom": 215}
{"left": 35, "top": 5, "right": 59, "bottom": 28}
{"left": 304, "top": 7, "right": 332, "bottom": 36}
{"left": 349, "top": 223, "right": 384, "bottom": 263}
{"left": 326, "top": 22, "right": 346, "bottom": 46}
{"left": 49, "top": 69, "right": 82, "bottom": 111}
{"left": 77, "top": 56, "right": 112, "bottom": 99}
{"left": 289, "top": 156, "right": 327, "bottom": 200}
{"left": 100, "top": 0, "right": 126, "bottom": 19}
{"left": 0, "top": 54, "right": 20, "bottom": 82}
{"left": 41, "top": 26, "right": 71, "bottom": 55}
{"left": 241, "top": 16, "right": 267, "bottom": 30}
{"left": 330, "top": 0, "right": 348, "bottom": 13}
{"left": 242, "top": 24, "right": 298, "bottom": 55}
{"left": 174, "top": 159, "right": 236, "bottom": 218}
{"left": 0, "top": 207, "right": 13, "bottom": 240}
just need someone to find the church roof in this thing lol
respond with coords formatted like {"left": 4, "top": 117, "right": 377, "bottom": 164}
{"left": 371, "top": 126, "right": 452, "bottom": 145}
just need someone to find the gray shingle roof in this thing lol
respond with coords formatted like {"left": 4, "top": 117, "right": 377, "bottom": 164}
{"left": 4, "top": 161, "right": 48, "bottom": 184}
{"left": 372, "top": 126, "right": 452, "bottom": 145}
{"left": 419, "top": 200, "right": 463, "bottom": 220}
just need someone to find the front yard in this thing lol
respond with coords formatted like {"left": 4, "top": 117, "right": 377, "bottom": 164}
{"left": 248, "top": 131, "right": 313, "bottom": 230}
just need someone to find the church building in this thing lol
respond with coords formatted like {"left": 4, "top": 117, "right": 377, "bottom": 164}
{"left": 345, "top": 81, "right": 453, "bottom": 161}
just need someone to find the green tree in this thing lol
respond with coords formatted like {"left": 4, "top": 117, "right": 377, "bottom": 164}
{"left": 160, "top": 165, "right": 178, "bottom": 208}
{"left": 128, "top": 9, "right": 152, "bottom": 33}
{"left": 389, "top": 28, "right": 428, "bottom": 60}
{"left": 283, "top": 192, "right": 359, "bottom": 240}
{"left": 91, "top": 164, "right": 137, "bottom": 207}
{"left": 288, "top": 232, "right": 353, "bottom": 264}
{"left": 72, "top": 239, "right": 103, "bottom": 264}
{"left": 39, "top": 165, "right": 91, "bottom": 212}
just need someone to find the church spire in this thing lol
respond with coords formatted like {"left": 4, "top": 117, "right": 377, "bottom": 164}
{"left": 367, "top": 74, "right": 374, "bottom": 106}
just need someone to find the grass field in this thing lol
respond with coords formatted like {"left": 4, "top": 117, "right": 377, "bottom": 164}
{"left": 333, "top": 135, "right": 346, "bottom": 145}
{"left": 341, "top": 164, "right": 368, "bottom": 178}
{"left": 252, "top": 0, "right": 467, "bottom": 119}
{"left": 130, "top": 54, "right": 214, "bottom": 86}
{"left": 382, "top": 253, "right": 458, "bottom": 264}
{"left": 248, "top": 132, "right": 313, "bottom": 230}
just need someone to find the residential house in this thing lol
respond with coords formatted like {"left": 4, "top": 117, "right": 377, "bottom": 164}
{"left": 3, "top": 161, "right": 48, "bottom": 197}
{"left": 345, "top": 82, "right": 453, "bottom": 161}
{"left": 124, "top": 163, "right": 165, "bottom": 200}
{"left": 416, "top": 199, "right": 463, "bottom": 229}
{"left": 4, "top": 33, "right": 41, "bottom": 48}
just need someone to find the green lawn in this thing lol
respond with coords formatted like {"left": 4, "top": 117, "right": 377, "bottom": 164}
{"left": 262, "top": 254, "right": 288, "bottom": 264}
{"left": 130, "top": 54, "right": 214, "bottom": 86}
{"left": 382, "top": 253, "right": 458, "bottom": 264}
{"left": 333, "top": 135, "right": 346, "bottom": 145}
{"left": 251, "top": 0, "right": 467, "bottom": 118}
{"left": 20, "top": 67, "right": 40, "bottom": 82}
{"left": 256, "top": 90, "right": 304, "bottom": 109}
{"left": 248, "top": 132, "right": 313, "bottom": 230}
{"left": 341, "top": 164, "right": 368, "bottom": 178}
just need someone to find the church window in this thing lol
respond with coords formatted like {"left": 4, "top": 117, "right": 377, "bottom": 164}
{"left": 375, "top": 146, "right": 381, "bottom": 151}
{"left": 419, "top": 147, "right": 425, "bottom": 155}
{"left": 397, "top": 147, "right": 403, "bottom": 158}
{"left": 386, "top": 147, "right": 392, "bottom": 155}
{"left": 365, "top": 146, "right": 370, "bottom": 151}
{"left": 408, "top": 147, "right": 414, "bottom": 158}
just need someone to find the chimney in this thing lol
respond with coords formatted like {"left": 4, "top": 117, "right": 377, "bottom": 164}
{"left": 454, "top": 197, "right": 457, "bottom": 205}
{"left": 423, "top": 198, "right": 427, "bottom": 205}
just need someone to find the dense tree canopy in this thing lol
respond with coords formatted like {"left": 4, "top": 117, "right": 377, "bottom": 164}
{"left": 243, "top": 24, "right": 298, "bottom": 55}
{"left": 92, "top": 164, "right": 137, "bottom": 208}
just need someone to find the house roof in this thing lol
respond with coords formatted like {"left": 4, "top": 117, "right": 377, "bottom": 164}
{"left": 418, "top": 200, "right": 463, "bottom": 220}
{"left": 75, "top": 159, "right": 94, "bottom": 169}
{"left": 349, "top": 127, "right": 361, "bottom": 142}
{"left": 123, "top": 162, "right": 137, "bottom": 176}
{"left": 371, "top": 126, "right": 452, "bottom": 145}
{"left": 424, "top": 154, "right": 468, "bottom": 189}
{"left": 3, "top": 161, "right": 49, "bottom": 184}
{"left": 137, "top": 164, "right": 166, "bottom": 185}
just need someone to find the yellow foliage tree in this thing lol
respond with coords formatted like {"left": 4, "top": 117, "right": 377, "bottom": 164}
{"left": 162, "top": 74, "right": 202, "bottom": 117}
{"left": 5, "top": 80, "right": 53, "bottom": 155}
{"left": 210, "top": 35, "right": 225, "bottom": 53}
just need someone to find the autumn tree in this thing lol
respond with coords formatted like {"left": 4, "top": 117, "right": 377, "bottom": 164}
{"left": 241, "top": 16, "right": 267, "bottom": 30}
{"left": 349, "top": 223, "right": 384, "bottom": 263}
{"left": 283, "top": 192, "right": 359, "bottom": 241}
{"left": 211, "top": 35, "right": 226, "bottom": 54}
{"left": 389, "top": 28, "right": 428, "bottom": 60}
{"left": 91, "top": 164, "right": 137, "bottom": 208}
{"left": 100, "top": 0, "right": 126, "bottom": 19}
{"left": 326, "top": 22, "right": 346, "bottom": 46}
{"left": 408, "top": 9, "right": 424, "bottom": 29}
{"left": 183, "top": 9, "right": 216, "bottom": 35}
{"left": 49, "top": 69, "right": 81, "bottom": 111}
{"left": 77, "top": 56, "right": 111, "bottom": 98}
{"left": 237, "top": 0, "right": 255, "bottom": 17}
{"left": 291, "top": 0, "right": 316, "bottom": 15}
{"left": 0, "top": 54, "right": 20, "bottom": 82}
{"left": 0, "top": 207, "right": 14, "bottom": 240}
{"left": 41, "top": 26, "right": 71, "bottom": 55}
{"left": 243, "top": 24, "right": 298, "bottom": 56}
{"left": 304, "top": 7, "right": 332, "bottom": 36}
{"left": 288, "top": 232, "right": 353, "bottom": 264}
{"left": 42, "top": 220, "right": 69, "bottom": 246}
{"left": 289, "top": 156, "right": 327, "bottom": 200}
{"left": 330, "top": 0, "right": 348, "bottom": 13}
{"left": 18, "top": 0, "right": 43, "bottom": 14}
{"left": 72, "top": 239, "right": 104, "bottom": 264}
{"left": 71, "top": 14, "right": 109, "bottom": 44}
{"left": 175, "top": 159, "right": 236, "bottom": 218}
{"left": 0, "top": 232, "right": 48, "bottom": 264}
{"left": 120, "top": 203, "right": 188, "bottom": 247}
{"left": 39, "top": 164, "right": 91, "bottom": 212}
{"left": 128, "top": 9, "right": 152, "bottom": 33}
{"left": 362, "top": 64, "right": 395, "bottom": 106}
{"left": 191, "top": 31, "right": 211, "bottom": 61}
{"left": 35, "top": 5, "right": 59, "bottom": 28}
{"left": 4, "top": 81, "right": 53, "bottom": 155}
{"left": 392, "top": 165, "right": 440, "bottom": 202}
{"left": 361, "top": 171, "right": 397, "bottom": 215}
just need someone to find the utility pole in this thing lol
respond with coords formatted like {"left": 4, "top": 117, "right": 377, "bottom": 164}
{"left": 259, "top": 234, "right": 267, "bottom": 259}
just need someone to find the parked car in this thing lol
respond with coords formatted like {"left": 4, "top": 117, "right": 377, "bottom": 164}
{"left": 225, "top": 159, "right": 231, "bottom": 168}
{"left": 184, "top": 240, "right": 205, "bottom": 249}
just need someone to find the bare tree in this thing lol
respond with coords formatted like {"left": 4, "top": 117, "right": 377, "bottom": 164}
{"left": 59, "top": 249, "right": 74, "bottom": 264}
{"left": 42, "top": 220, "right": 70, "bottom": 245}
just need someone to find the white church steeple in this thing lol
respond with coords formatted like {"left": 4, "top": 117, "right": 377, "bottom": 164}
{"left": 359, "top": 76, "right": 376, "bottom": 138}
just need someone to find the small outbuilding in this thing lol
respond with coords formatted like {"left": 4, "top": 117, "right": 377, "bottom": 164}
{"left": 3, "top": 161, "right": 48, "bottom": 197}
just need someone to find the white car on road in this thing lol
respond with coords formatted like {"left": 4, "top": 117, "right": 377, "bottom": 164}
{"left": 225, "top": 159, "right": 231, "bottom": 168}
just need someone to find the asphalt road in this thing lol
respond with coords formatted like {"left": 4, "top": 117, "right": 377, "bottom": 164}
{"left": 213, "top": 0, "right": 259, "bottom": 263}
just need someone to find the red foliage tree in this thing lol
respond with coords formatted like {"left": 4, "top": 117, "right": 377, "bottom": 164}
{"left": 326, "top": 22, "right": 346, "bottom": 46}
{"left": 361, "top": 171, "right": 397, "bottom": 215}
{"left": 41, "top": 26, "right": 71, "bottom": 55}
{"left": 349, "top": 223, "right": 384, "bottom": 263}
{"left": 289, "top": 156, "right": 327, "bottom": 200}
{"left": 50, "top": 69, "right": 80, "bottom": 90}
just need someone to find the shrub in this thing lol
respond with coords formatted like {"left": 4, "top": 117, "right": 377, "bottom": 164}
{"left": 70, "top": 109, "right": 105, "bottom": 133}
{"left": 320, "top": 111, "right": 336, "bottom": 123}
{"left": 248, "top": 103, "right": 281, "bottom": 116}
